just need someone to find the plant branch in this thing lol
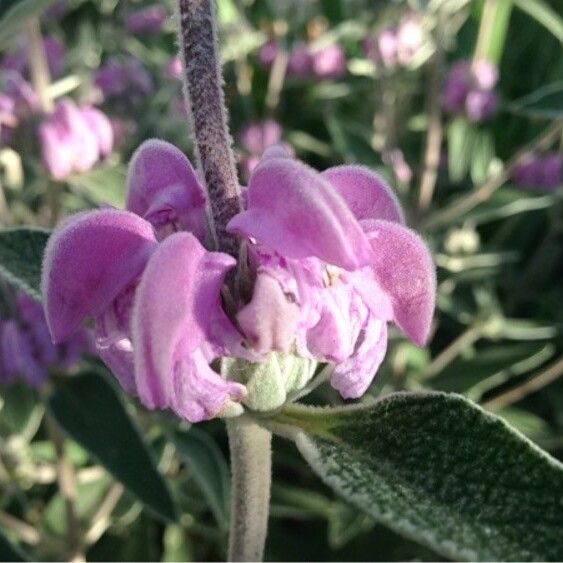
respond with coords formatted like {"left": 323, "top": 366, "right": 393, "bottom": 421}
{"left": 25, "top": 18, "right": 53, "bottom": 113}
{"left": 422, "top": 120, "right": 563, "bottom": 230}
{"left": 483, "top": 356, "right": 563, "bottom": 411}
{"left": 45, "top": 415, "right": 85, "bottom": 562}
{"left": 227, "top": 417, "right": 272, "bottom": 562}
{"left": 178, "top": 0, "right": 243, "bottom": 257}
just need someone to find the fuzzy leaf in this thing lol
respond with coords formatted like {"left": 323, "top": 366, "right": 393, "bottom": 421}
{"left": 0, "top": 228, "right": 50, "bottom": 300}
{"left": 272, "top": 392, "right": 563, "bottom": 561}
{"left": 48, "top": 371, "right": 177, "bottom": 522}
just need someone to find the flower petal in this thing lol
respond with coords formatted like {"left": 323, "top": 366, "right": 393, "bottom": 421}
{"left": 237, "top": 273, "right": 300, "bottom": 354}
{"left": 323, "top": 165, "right": 405, "bottom": 224}
{"left": 126, "top": 139, "right": 208, "bottom": 241}
{"left": 132, "top": 232, "right": 247, "bottom": 422}
{"left": 364, "top": 220, "right": 435, "bottom": 346}
{"left": 227, "top": 153, "right": 372, "bottom": 270}
{"left": 42, "top": 209, "right": 157, "bottom": 343}
{"left": 331, "top": 319, "right": 387, "bottom": 399}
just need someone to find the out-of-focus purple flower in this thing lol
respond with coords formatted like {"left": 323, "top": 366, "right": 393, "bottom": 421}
{"left": 239, "top": 120, "right": 293, "bottom": 178}
{"left": 45, "top": 1, "right": 70, "bottom": 21}
{"left": 4, "top": 72, "right": 39, "bottom": 118}
{"left": 166, "top": 56, "right": 183, "bottom": 80}
{"left": 95, "top": 58, "right": 153, "bottom": 103}
{"left": 465, "top": 89, "right": 498, "bottom": 122}
{"left": 396, "top": 16, "right": 423, "bottom": 66}
{"left": 443, "top": 59, "right": 499, "bottom": 121}
{"left": 258, "top": 40, "right": 280, "bottom": 68}
{"left": 38, "top": 99, "right": 113, "bottom": 180}
{"left": 2, "top": 36, "right": 65, "bottom": 79}
{"left": 287, "top": 43, "right": 314, "bottom": 76}
{"left": 513, "top": 152, "right": 563, "bottom": 190}
{"left": 365, "top": 15, "right": 423, "bottom": 69}
{"left": 383, "top": 149, "right": 412, "bottom": 184}
{"left": 311, "top": 44, "right": 347, "bottom": 79}
{"left": 43, "top": 140, "right": 435, "bottom": 422}
{"left": 126, "top": 5, "right": 168, "bottom": 34}
{"left": 0, "top": 292, "right": 93, "bottom": 388}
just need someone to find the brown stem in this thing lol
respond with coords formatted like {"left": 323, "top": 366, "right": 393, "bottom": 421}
{"left": 178, "top": 0, "right": 242, "bottom": 257}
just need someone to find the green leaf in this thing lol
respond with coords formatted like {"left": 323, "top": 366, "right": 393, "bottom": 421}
{"left": 470, "top": 129, "right": 495, "bottom": 185}
{"left": 48, "top": 371, "right": 177, "bottom": 522}
{"left": 508, "top": 81, "right": 563, "bottom": 118}
{"left": 0, "top": 383, "right": 41, "bottom": 436}
{"left": 513, "top": 0, "right": 563, "bottom": 43}
{"left": 0, "top": 0, "right": 61, "bottom": 46}
{"left": 0, "top": 528, "right": 27, "bottom": 562}
{"left": 172, "top": 427, "right": 230, "bottom": 530}
{"left": 0, "top": 228, "right": 50, "bottom": 300}
{"left": 447, "top": 118, "right": 478, "bottom": 183}
{"left": 273, "top": 392, "right": 563, "bottom": 561}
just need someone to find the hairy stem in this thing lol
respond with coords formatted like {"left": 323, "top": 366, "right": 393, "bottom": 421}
{"left": 227, "top": 418, "right": 272, "bottom": 562}
{"left": 178, "top": 0, "right": 242, "bottom": 256}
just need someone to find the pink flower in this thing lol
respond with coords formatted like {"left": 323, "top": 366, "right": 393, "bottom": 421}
{"left": 311, "top": 44, "right": 347, "bottom": 79}
{"left": 126, "top": 6, "right": 168, "bottom": 34}
{"left": 38, "top": 99, "right": 114, "bottom": 180}
{"left": 42, "top": 142, "right": 435, "bottom": 422}
{"left": 166, "top": 56, "right": 183, "bottom": 80}
{"left": 258, "top": 40, "right": 280, "bottom": 68}
{"left": 287, "top": 44, "right": 314, "bottom": 76}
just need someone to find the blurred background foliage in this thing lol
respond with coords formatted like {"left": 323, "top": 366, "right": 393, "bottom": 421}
{"left": 0, "top": 0, "right": 562, "bottom": 560}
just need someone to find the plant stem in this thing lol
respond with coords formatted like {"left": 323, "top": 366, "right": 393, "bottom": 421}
{"left": 25, "top": 18, "right": 53, "bottom": 113}
{"left": 45, "top": 414, "right": 85, "bottom": 562}
{"left": 178, "top": 0, "right": 243, "bottom": 257}
{"left": 226, "top": 417, "right": 272, "bottom": 562}
{"left": 417, "top": 13, "right": 445, "bottom": 212}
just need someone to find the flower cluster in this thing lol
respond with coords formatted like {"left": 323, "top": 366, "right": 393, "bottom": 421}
{"left": 39, "top": 98, "right": 114, "bottom": 180}
{"left": 512, "top": 152, "right": 563, "bottom": 190}
{"left": 259, "top": 40, "right": 347, "bottom": 79}
{"left": 442, "top": 59, "right": 499, "bottom": 122}
{"left": 125, "top": 5, "right": 168, "bottom": 35}
{"left": 2, "top": 36, "right": 65, "bottom": 80}
{"left": 238, "top": 120, "right": 293, "bottom": 179}
{"left": 95, "top": 57, "right": 154, "bottom": 104}
{"left": 0, "top": 292, "right": 93, "bottom": 388}
{"left": 42, "top": 140, "right": 435, "bottom": 423}
{"left": 363, "top": 14, "right": 424, "bottom": 69}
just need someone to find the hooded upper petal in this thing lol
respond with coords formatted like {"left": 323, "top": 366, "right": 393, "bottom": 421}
{"left": 227, "top": 148, "right": 373, "bottom": 271}
{"left": 132, "top": 232, "right": 247, "bottom": 422}
{"left": 42, "top": 209, "right": 157, "bottom": 343}
{"left": 322, "top": 165, "right": 405, "bottom": 224}
{"left": 126, "top": 139, "right": 208, "bottom": 241}
{"left": 364, "top": 219, "right": 435, "bottom": 346}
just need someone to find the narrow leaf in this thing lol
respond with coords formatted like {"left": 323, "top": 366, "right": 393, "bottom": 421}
{"left": 0, "top": 228, "right": 50, "bottom": 300}
{"left": 173, "top": 427, "right": 230, "bottom": 530}
{"left": 0, "top": 0, "right": 61, "bottom": 46}
{"left": 48, "top": 371, "right": 177, "bottom": 522}
{"left": 513, "top": 0, "right": 563, "bottom": 43}
{"left": 273, "top": 392, "right": 563, "bottom": 561}
{"left": 508, "top": 81, "right": 563, "bottom": 118}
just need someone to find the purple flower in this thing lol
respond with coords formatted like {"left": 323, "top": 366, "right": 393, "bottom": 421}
{"left": 0, "top": 292, "right": 92, "bottom": 388}
{"left": 38, "top": 99, "right": 113, "bottom": 180}
{"left": 166, "top": 56, "right": 183, "bottom": 80}
{"left": 443, "top": 59, "right": 499, "bottom": 122}
{"left": 311, "top": 44, "right": 347, "bottom": 79}
{"left": 513, "top": 152, "right": 563, "bottom": 190}
{"left": 95, "top": 58, "right": 153, "bottom": 103}
{"left": 396, "top": 16, "right": 423, "bottom": 66}
{"left": 42, "top": 141, "right": 435, "bottom": 422}
{"left": 2, "top": 36, "right": 65, "bottom": 79}
{"left": 287, "top": 43, "right": 314, "bottom": 76}
{"left": 258, "top": 40, "right": 280, "bottom": 68}
{"left": 126, "top": 6, "right": 168, "bottom": 34}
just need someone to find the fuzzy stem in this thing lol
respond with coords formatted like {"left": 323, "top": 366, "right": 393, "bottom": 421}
{"left": 178, "top": 0, "right": 242, "bottom": 256}
{"left": 226, "top": 418, "right": 272, "bottom": 562}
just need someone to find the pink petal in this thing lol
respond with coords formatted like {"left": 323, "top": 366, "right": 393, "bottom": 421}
{"left": 126, "top": 139, "right": 208, "bottom": 242}
{"left": 42, "top": 209, "right": 157, "bottom": 343}
{"left": 364, "top": 220, "right": 435, "bottom": 346}
{"left": 237, "top": 273, "right": 300, "bottom": 354}
{"left": 331, "top": 320, "right": 387, "bottom": 399}
{"left": 227, "top": 154, "right": 372, "bottom": 271}
{"left": 132, "top": 232, "right": 247, "bottom": 422}
{"left": 322, "top": 165, "right": 405, "bottom": 224}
